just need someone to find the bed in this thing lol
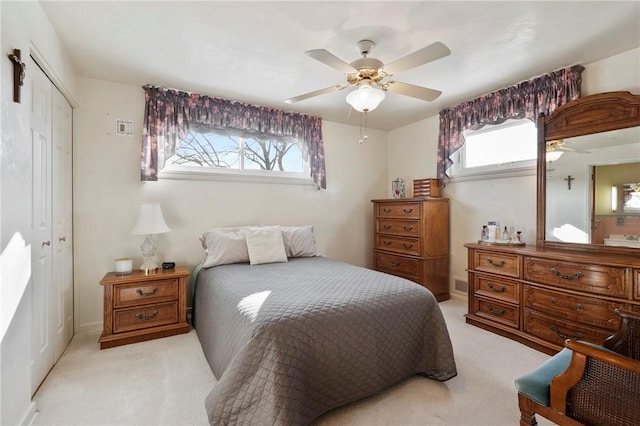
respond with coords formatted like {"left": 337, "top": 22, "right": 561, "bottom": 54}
{"left": 193, "top": 251, "right": 457, "bottom": 425}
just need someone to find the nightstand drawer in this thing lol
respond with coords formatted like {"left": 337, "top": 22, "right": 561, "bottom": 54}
{"left": 113, "top": 302, "right": 178, "bottom": 333}
{"left": 114, "top": 279, "right": 179, "bottom": 308}
{"left": 375, "top": 235, "right": 421, "bottom": 256}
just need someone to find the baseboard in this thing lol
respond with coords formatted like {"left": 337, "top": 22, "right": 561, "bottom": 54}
{"left": 449, "top": 290, "right": 467, "bottom": 301}
{"left": 75, "top": 321, "right": 102, "bottom": 335}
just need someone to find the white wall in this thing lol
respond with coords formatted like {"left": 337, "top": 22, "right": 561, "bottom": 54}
{"left": 387, "top": 47, "right": 640, "bottom": 298}
{"left": 0, "top": 2, "right": 78, "bottom": 424}
{"left": 73, "top": 77, "right": 389, "bottom": 333}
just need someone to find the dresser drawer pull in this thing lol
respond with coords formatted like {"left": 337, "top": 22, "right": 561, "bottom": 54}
{"left": 402, "top": 243, "right": 413, "bottom": 249}
{"left": 486, "top": 258, "right": 506, "bottom": 267}
{"left": 402, "top": 208, "right": 414, "bottom": 213}
{"left": 550, "top": 325, "right": 582, "bottom": 340}
{"left": 389, "top": 261, "right": 401, "bottom": 267}
{"left": 383, "top": 224, "right": 392, "bottom": 230}
{"left": 136, "top": 287, "right": 160, "bottom": 297}
{"left": 135, "top": 310, "right": 159, "bottom": 321}
{"left": 576, "top": 304, "right": 584, "bottom": 311}
{"left": 383, "top": 208, "right": 392, "bottom": 213}
{"left": 550, "top": 297, "right": 557, "bottom": 304}
{"left": 383, "top": 240, "right": 392, "bottom": 246}
{"left": 403, "top": 225, "right": 414, "bottom": 231}
{"left": 487, "top": 283, "right": 506, "bottom": 292}
{"left": 550, "top": 268, "right": 583, "bottom": 281}
{"left": 487, "top": 305, "right": 505, "bottom": 316}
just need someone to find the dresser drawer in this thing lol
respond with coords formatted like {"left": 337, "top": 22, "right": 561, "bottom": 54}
{"left": 376, "top": 202, "right": 420, "bottom": 219}
{"left": 376, "top": 219, "right": 421, "bottom": 238}
{"left": 375, "top": 235, "right": 421, "bottom": 256}
{"left": 474, "top": 296, "right": 519, "bottom": 328}
{"left": 113, "top": 279, "right": 179, "bottom": 308}
{"left": 523, "top": 285, "right": 624, "bottom": 331}
{"left": 474, "top": 250, "right": 521, "bottom": 278}
{"left": 113, "top": 302, "right": 178, "bottom": 333}
{"left": 474, "top": 275, "right": 519, "bottom": 303}
{"left": 375, "top": 251, "right": 421, "bottom": 278}
{"left": 524, "top": 257, "right": 628, "bottom": 297}
{"left": 523, "top": 309, "right": 611, "bottom": 347}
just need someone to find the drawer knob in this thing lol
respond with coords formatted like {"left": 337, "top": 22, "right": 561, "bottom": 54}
{"left": 383, "top": 240, "right": 392, "bottom": 246}
{"left": 487, "top": 305, "right": 505, "bottom": 316}
{"left": 550, "top": 297, "right": 557, "bottom": 304}
{"left": 136, "top": 287, "right": 160, "bottom": 297}
{"left": 389, "top": 261, "right": 401, "bottom": 267}
{"left": 403, "top": 225, "right": 414, "bottom": 231}
{"left": 402, "top": 208, "right": 413, "bottom": 213}
{"left": 383, "top": 208, "right": 392, "bottom": 213}
{"left": 487, "top": 283, "right": 506, "bottom": 293}
{"left": 550, "top": 325, "right": 582, "bottom": 340}
{"left": 550, "top": 267, "right": 583, "bottom": 281}
{"left": 403, "top": 243, "right": 413, "bottom": 249}
{"left": 576, "top": 303, "right": 584, "bottom": 311}
{"left": 486, "top": 258, "right": 506, "bottom": 267}
{"left": 383, "top": 224, "right": 392, "bottom": 230}
{"left": 135, "top": 310, "right": 159, "bottom": 321}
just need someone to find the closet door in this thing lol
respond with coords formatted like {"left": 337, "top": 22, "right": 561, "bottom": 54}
{"left": 30, "top": 57, "right": 54, "bottom": 394}
{"left": 52, "top": 89, "right": 73, "bottom": 360}
{"left": 29, "top": 57, "right": 74, "bottom": 393}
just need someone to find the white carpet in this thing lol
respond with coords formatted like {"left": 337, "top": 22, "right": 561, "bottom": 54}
{"left": 33, "top": 297, "right": 554, "bottom": 425}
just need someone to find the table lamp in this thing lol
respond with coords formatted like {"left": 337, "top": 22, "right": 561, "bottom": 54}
{"left": 131, "top": 203, "right": 170, "bottom": 272}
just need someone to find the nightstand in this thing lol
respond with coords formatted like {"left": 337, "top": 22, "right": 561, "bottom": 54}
{"left": 98, "top": 266, "right": 190, "bottom": 349}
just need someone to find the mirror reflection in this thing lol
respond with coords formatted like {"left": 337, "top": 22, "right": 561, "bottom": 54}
{"left": 545, "top": 126, "right": 640, "bottom": 248}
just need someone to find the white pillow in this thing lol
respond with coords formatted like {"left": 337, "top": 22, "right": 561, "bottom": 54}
{"left": 245, "top": 226, "right": 288, "bottom": 265}
{"left": 281, "top": 225, "right": 317, "bottom": 258}
{"left": 201, "top": 228, "right": 249, "bottom": 267}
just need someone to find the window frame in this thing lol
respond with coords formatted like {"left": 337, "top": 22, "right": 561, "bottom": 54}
{"left": 448, "top": 119, "right": 537, "bottom": 181}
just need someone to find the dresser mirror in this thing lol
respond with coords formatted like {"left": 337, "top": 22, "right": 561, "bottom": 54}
{"left": 536, "top": 91, "right": 640, "bottom": 253}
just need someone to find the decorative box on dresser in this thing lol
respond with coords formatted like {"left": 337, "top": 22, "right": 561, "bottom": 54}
{"left": 98, "top": 266, "right": 190, "bottom": 349}
{"left": 372, "top": 197, "right": 450, "bottom": 301}
{"left": 465, "top": 243, "right": 640, "bottom": 355}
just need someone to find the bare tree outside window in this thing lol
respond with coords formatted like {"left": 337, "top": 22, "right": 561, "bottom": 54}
{"left": 167, "top": 130, "right": 304, "bottom": 173}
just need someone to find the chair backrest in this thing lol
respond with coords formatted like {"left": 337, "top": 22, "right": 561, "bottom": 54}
{"left": 603, "top": 309, "right": 640, "bottom": 360}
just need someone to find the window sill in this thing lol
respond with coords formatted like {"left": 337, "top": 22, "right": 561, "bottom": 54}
{"left": 448, "top": 166, "right": 535, "bottom": 183}
{"left": 158, "top": 168, "right": 315, "bottom": 186}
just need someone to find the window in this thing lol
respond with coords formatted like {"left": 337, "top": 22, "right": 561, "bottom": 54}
{"left": 161, "top": 128, "right": 310, "bottom": 183}
{"left": 449, "top": 119, "right": 537, "bottom": 179}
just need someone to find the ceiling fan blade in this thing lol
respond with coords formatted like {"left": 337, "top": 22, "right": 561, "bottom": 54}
{"left": 383, "top": 81, "right": 442, "bottom": 102}
{"left": 383, "top": 42, "right": 451, "bottom": 75}
{"left": 557, "top": 146, "right": 590, "bottom": 154}
{"left": 305, "top": 49, "right": 356, "bottom": 74}
{"left": 285, "top": 84, "right": 348, "bottom": 104}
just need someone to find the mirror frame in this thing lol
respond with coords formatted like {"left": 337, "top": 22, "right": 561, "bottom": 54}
{"left": 536, "top": 91, "right": 640, "bottom": 253}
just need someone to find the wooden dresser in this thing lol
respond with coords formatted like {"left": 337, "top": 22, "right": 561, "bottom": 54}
{"left": 98, "top": 266, "right": 190, "bottom": 349}
{"left": 465, "top": 243, "right": 640, "bottom": 354}
{"left": 372, "top": 197, "right": 450, "bottom": 301}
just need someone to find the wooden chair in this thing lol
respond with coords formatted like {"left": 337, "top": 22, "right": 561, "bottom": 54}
{"left": 515, "top": 309, "right": 640, "bottom": 426}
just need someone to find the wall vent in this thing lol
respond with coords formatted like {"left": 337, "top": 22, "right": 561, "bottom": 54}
{"left": 454, "top": 278, "right": 468, "bottom": 293}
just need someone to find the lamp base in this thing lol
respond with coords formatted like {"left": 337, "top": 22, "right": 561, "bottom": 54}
{"left": 140, "top": 257, "right": 158, "bottom": 273}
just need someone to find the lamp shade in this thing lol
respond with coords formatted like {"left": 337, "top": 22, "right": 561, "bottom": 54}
{"left": 131, "top": 203, "right": 170, "bottom": 235}
{"left": 346, "top": 83, "right": 385, "bottom": 112}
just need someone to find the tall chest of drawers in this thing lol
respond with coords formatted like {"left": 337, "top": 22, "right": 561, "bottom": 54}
{"left": 465, "top": 243, "right": 640, "bottom": 354}
{"left": 372, "top": 197, "right": 450, "bottom": 301}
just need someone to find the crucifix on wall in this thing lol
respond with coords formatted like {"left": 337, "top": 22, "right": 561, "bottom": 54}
{"left": 564, "top": 175, "right": 575, "bottom": 190}
{"left": 8, "top": 49, "right": 26, "bottom": 103}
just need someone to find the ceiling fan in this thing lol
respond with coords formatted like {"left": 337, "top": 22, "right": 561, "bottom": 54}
{"left": 285, "top": 39, "right": 450, "bottom": 112}
{"left": 546, "top": 139, "right": 590, "bottom": 161}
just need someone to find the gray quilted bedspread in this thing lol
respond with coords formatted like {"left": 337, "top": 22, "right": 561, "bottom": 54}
{"left": 194, "top": 256, "right": 457, "bottom": 425}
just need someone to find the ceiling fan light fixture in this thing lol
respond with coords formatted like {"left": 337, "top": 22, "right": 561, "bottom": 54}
{"left": 546, "top": 150, "right": 563, "bottom": 162}
{"left": 346, "top": 83, "right": 385, "bottom": 112}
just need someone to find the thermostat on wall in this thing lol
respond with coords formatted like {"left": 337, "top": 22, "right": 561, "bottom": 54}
{"left": 116, "top": 119, "right": 134, "bottom": 136}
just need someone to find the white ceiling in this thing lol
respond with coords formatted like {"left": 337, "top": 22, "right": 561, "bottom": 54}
{"left": 39, "top": 1, "right": 640, "bottom": 131}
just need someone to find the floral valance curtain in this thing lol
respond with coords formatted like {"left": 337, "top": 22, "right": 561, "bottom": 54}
{"left": 141, "top": 85, "right": 327, "bottom": 189}
{"left": 437, "top": 65, "right": 585, "bottom": 183}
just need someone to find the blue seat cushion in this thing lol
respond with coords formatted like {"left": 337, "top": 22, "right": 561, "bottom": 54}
{"left": 515, "top": 348, "right": 573, "bottom": 406}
